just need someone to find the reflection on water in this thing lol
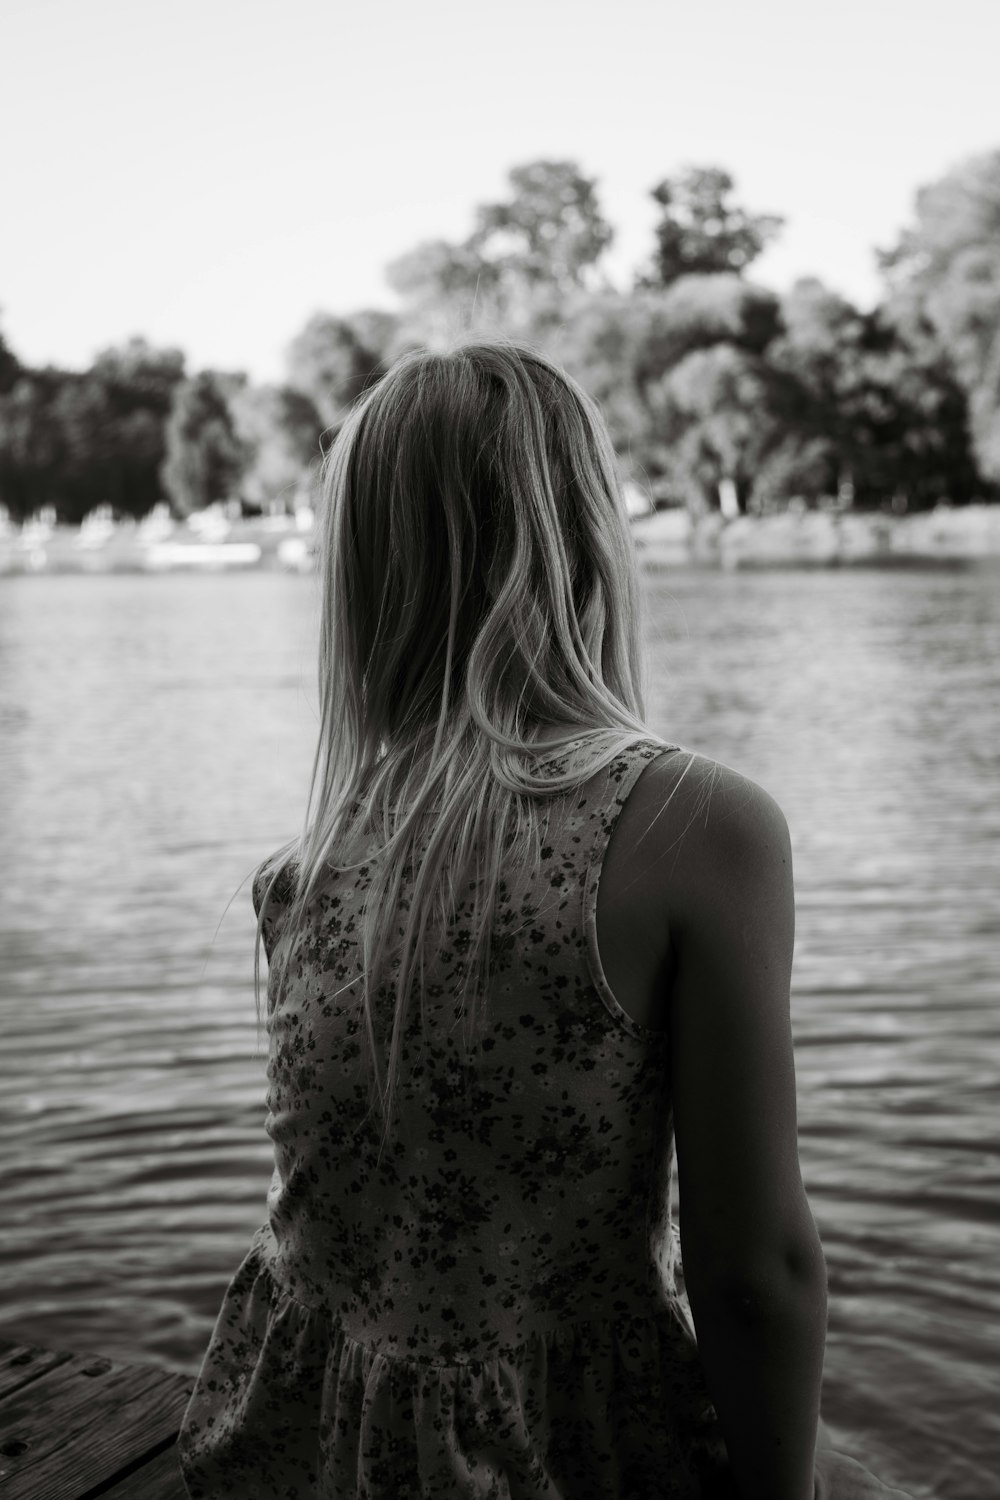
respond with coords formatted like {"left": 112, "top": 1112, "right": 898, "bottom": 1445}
{"left": 1, "top": 567, "right": 998, "bottom": 1499}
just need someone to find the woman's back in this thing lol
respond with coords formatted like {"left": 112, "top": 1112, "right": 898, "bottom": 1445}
{"left": 177, "top": 327, "right": 911, "bottom": 1497}
{"left": 178, "top": 735, "right": 739, "bottom": 1498}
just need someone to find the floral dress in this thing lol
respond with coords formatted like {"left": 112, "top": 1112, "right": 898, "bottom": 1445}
{"left": 177, "top": 737, "right": 732, "bottom": 1498}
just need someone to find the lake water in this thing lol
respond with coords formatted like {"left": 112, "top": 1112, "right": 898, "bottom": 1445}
{"left": 1, "top": 565, "right": 997, "bottom": 1499}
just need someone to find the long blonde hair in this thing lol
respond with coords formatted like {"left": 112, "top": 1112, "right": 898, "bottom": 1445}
{"left": 253, "top": 333, "right": 676, "bottom": 1164}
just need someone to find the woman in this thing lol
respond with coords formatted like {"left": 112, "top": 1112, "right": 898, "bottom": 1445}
{"left": 178, "top": 336, "right": 915, "bottom": 1498}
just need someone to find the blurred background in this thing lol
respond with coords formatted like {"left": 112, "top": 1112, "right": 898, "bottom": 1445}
{"left": 1, "top": 2, "right": 998, "bottom": 1496}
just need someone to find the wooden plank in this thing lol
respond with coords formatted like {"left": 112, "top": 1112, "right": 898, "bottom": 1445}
{"left": 0, "top": 1341, "right": 77, "bottom": 1401}
{"left": 0, "top": 1340, "right": 193, "bottom": 1500}
{"left": 98, "top": 1441, "right": 190, "bottom": 1500}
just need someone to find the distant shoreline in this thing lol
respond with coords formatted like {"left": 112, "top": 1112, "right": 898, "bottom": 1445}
{"left": 2, "top": 504, "right": 1000, "bottom": 575}
{"left": 631, "top": 503, "right": 1000, "bottom": 569}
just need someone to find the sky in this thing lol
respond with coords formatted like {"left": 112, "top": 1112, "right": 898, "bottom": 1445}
{"left": 2, "top": 0, "right": 999, "bottom": 388}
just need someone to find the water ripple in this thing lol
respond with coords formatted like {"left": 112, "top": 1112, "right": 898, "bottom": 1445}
{"left": 1, "top": 568, "right": 997, "bottom": 1498}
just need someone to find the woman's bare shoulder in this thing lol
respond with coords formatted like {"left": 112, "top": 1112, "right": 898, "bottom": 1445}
{"left": 641, "top": 749, "right": 792, "bottom": 925}
{"left": 645, "top": 747, "right": 788, "bottom": 831}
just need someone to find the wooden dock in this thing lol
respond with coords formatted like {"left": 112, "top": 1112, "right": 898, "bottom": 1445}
{"left": 0, "top": 1338, "right": 193, "bottom": 1499}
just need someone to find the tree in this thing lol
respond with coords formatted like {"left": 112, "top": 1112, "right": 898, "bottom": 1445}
{"left": 51, "top": 367, "right": 144, "bottom": 523}
{"left": 285, "top": 309, "right": 403, "bottom": 431}
{"left": 227, "top": 382, "right": 324, "bottom": 514}
{"left": 467, "top": 159, "right": 614, "bottom": 296}
{"left": 878, "top": 148, "right": 1000, "bottom": 291}
{"left": 81, "top": 338, "right": 186, "bottom": 520}
{"left": 851, "top": 316, "right": 986, "bottom": 507}
{"left": 765, "top": 278, "right": 986, "bottom": 509}
{"left": 878, "top": 149, "right": 1000, "bottom": 485}
{"left": 0, "top": 311, "right": 20, "bottom": 396}
{"left": 384, "top": 240, "right": 497, "bottom": 347}
{"left": 760, "top": 279, "right": 869, "bottom": 506}
{"left": 544, "top": 288, "right": 671, "bottom": 487}
{"left": 636, "top": 273, "right": 782, "bottom": 376}
{"left": 0, "top": 338, "right": 188, "bottom": 523}
{"left": 635, "top": 166, "right": 784, "bottom": 290}
{"left": 0, "top": 368, "right": 69, "bottom": 521}
{"left": 645, "top": 343, "right": 782, "bottom": 515}
{"left": 547, "top": 277, "right": 783, "bottom": 503}
{"left": 384, "top": 159, "right": 614, "bottom": 345}
{"left": 161, "top": 370, "right": 252, "bottom": 517}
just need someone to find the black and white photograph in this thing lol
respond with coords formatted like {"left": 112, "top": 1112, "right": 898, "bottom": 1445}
{"left": 1, "top": 1, "right": 997, "bottom": 1496}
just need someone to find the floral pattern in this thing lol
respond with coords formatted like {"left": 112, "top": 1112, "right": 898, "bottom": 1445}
{"left": 177, "top": 737, "right": 732, "bottom": 1498}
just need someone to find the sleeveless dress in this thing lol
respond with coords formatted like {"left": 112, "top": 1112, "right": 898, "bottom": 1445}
{"left": 176, "top": 737, "right": 732, "bottom": 1499}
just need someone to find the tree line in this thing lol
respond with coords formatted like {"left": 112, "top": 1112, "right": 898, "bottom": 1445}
{"left": 1, "top": 150, "right": 998, "bottom": 523}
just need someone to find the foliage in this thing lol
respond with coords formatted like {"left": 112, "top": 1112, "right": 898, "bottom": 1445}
{"left": 384, "top": 159, "right": 614, "bottom": 345}
{"left": 878, "top": 148, "right": 1000, "bottom": 290}
{"left": 2, "top": 152, "right": 999, "bottom": 523}
{"left": 160, "top": 370, "right": 252, "bottom": 518}
{"left": 550, "top": 266, "right": 986, "bottom": 515}
{"left": 467, "top": 160, "right": 615, "bottom": 295}
{"left": 0, "top": 311, "right": 20, "bottom": 396}
{"left": 545, "top": 288, "right": 676, "bottom": 486}
{"left": 547, "top": 278, "right": 784, "bottom": 509}
{"left": 638, "top": 273, "right": 782, "bottom": 373}
{"left": 878, "top": 149, "right": 1000, "bottom": 483}
{"left": 0, "top": 369, "right": 67, "bottom": 522}
{"left": 226, "top": 382, "right": 325, "bottom": 514}
{"left": 635, "top": 166, "right": 784, "bottom": 289}
{"left": 646, "top": 343, "right": 782, "bottom": 514}
{"left": 763, "top": 278, "right": 984, "bottom": 509}
{"left": 841, "top": 313, "right": 985, "bottom": 508}
{"left": 755, "top": 279, "right": 859, "bottom": 503}
{"left": 285, "top": 309, "right": 404, "bottom": 433}
{"left": 0, "top": 337, "right": 186, "bottom": 523}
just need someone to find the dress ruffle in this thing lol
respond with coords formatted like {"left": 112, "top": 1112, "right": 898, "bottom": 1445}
{"left": 178, "top": 1233, "right": 730, "bottom": 1500}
